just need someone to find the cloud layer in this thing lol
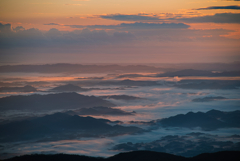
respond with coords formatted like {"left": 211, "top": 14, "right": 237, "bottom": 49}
{"left": 97, "top": 13, "right": 240, "bottom": 24}
{"left": 179, "top": 13, "right": 240, "bottom": 23}
{"left": 196, "top": 5, "right": 240, "bottom": 10}
{"left": 100, "top": 14, "right": 161, "bottom": 21}
{"left": 65, "top": 22, "right": 190, "bottom": 29}
{"left": 0, "top": 23, "right": 135, "bottom": 49}
{"left": 0, "top": 20, "right": 239, "bottom": 64}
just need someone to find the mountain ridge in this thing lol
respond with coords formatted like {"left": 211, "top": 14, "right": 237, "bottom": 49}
{"left": 3, "top": 151, "right": 240, "bottom": 161}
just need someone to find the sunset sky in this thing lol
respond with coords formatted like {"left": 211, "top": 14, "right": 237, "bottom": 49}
{"left": 0, "top": 0, "right": 240, "bottom": 64}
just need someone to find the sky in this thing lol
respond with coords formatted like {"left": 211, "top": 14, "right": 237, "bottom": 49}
{"left": 0, "top": 0, "right": 240, "bottom": 64}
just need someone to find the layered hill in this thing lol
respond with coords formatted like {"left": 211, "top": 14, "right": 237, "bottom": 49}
{"left": 0, "top": 112, "right": 142, "bottom": 143}
{"left": 0, "top": 92, "right": 115, "bottom": 111}
{"left": 159, "top": 109, "right": 240, "bottom": 130}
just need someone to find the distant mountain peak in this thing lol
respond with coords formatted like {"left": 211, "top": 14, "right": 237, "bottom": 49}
{"left": 50, "top": 84, "right": 88, "bottom": 92}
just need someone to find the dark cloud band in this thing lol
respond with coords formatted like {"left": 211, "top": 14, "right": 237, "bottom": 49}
{"left": 196, "top": 5, "right": 240, "bottom": 10}
{"left": 179, "top": 13, "right": 240, "bottom": 24}
{"left": 100, "top": 14, "right": 161, "bottom": 21}
{"left": 66, "top": 22, "right": 190, "bottom": 29}
{"left": 44, "top": 23, "right": 60, "bottom": 25}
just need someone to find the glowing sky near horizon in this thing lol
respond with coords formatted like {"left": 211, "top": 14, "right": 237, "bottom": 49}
{"left": 0, "top": 0, "right": 240, "bottom": 64}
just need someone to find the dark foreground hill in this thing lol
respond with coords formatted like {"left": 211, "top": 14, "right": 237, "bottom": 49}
{"left": 3, "top": 151, "right": 240, "bottom": 161}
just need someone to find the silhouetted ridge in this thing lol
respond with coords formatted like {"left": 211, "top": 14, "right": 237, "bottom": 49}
{"left": 65, "top": 106, "right": 135, "bottom": 116}
{"left": 0, "top": 85, "right": 37, "bottom": 92}
{"left": 111, "top": 133, "right": 240, "bottom": 157}
{"left": 157, "top": 69, "right": 240, "bottom": 77}
{"left": 174, "top": 80, "right": 240, "bottom": 89}
{"left": 0, "top": 92, "right": 115, "bottom": 111}
{"left": 159, "top": 109, "right": 240, "bottom": 130}
{"left": 0, "top": 112, "right": 142, "bottom": 143}
{"left": 108, "top": 151, "right": 185, "bottom": 161}
{"left": 160, "top": 111, "right": 221, "bottom": 129}
{"left": 191, "top": 151, "right": 240, "bottom": 161}
{"left": 50, "top": 84, "right": 89, "bottom": 92}
{"left": 206, "top": 109, "right": 226, "bottom": 116}
{"left": 3, "top": 151, "right": 240, "bottom": 161}
{"left": 3, "top": 154, "right": 103, "bottom": 161}
{"left": 158, "top": 69, "right": 212, "bottom": 77}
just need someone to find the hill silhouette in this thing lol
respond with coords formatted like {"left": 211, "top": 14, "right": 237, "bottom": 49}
{"left": 64, "top": 106, "right": 135, "bottom": 116}
{"left": 0, "top": 92, "right": 115, "bottom": 111}
{"left": 112, "top": 133, "right": 240, "bottom": 157}
{"left": 159, "top": 109, "right": 240, "bottom": 130}
{"left": 108, "top": 151, "right": 185, "bottom": 161}
{"left": 3, "top": 151, "right": 240, "bottom": 161}
{"left": 0, "top": 85, "right": 37, "bottom": 92}
{"left": 157, "top": 69, "right": 240, "bottom": 77}
{"left": 174, "top": 80, "right": 240, "bottom": 90}
{"left": 0, "top": 112, "right": 142, "bottom": 143}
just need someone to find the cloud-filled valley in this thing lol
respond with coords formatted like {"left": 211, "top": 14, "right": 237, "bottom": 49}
{"left": 0, "top": 64, "right": 240, "bottom": 159}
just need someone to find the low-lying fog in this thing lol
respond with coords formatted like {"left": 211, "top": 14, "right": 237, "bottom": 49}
{"left": 0, "top": 68, "right": 240, "bottom": 159}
